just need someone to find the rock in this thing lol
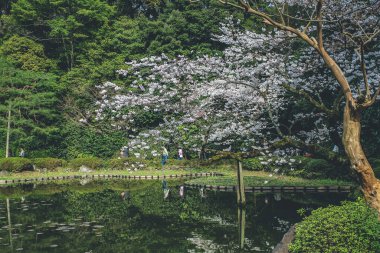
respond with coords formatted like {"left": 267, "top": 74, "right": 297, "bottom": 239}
{"left": 79, "top": 166, "right": 92, "bottom": 173}
{"left": 0, "top": 171, "right": 9, "bottom": 176}
{"left": 272, "top": 225, "right": 296, "bottom": 253}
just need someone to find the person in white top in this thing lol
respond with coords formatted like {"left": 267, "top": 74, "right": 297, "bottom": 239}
{"left": 178, "top": 148, "right": 183, "bottom": 160}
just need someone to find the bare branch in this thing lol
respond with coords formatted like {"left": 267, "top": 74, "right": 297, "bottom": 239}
{"left": 363, "top": 29, "right": 380, "bottom": 47}
{"left": 225, "top": 0, "right": 354, "bottom": 107}
{"left": 362, "top": 85, "right": 380, "bottom": 108}
{"left": 237, "top": 0, "right": 320, "bottom": 51}
{"left": 218, "top": 0, "right": 245, "bottom": 11}
{"left": 332, "top": 90, "right": 344, "bottom": 113}
{"left": 360, "top": 42, "right": 371, "bottom": 99}
{"left": 272, "top": 0, "right": 286, "bottom": 25}
{"left": 281, "top": 84, "right": 337, "bottom": 117}
{"left": 316, "top": 0, "right": 324, "bottom": 51}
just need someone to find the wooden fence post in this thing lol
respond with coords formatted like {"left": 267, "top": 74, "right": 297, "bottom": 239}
{"left": 236, "top": 160, "right": 246, "bottom": 206}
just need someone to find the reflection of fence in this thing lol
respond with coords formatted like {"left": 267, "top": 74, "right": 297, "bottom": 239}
{"left": 0, "top": 172, "right": 224, "bottom": 185}
{"left": 185, "top": 184, "right": 353, "bottom": 193}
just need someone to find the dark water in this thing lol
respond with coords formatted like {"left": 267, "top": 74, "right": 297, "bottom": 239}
{"left": 0, "top": 180, "right": 350, "bottom": 253}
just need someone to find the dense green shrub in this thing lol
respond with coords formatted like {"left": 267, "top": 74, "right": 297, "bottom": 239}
{"left": 90, "top": 157, "right": 165, "bottom": 170}
{"left": 288, "top": 158, "right": 336, "bottom": 179}
{"left": 0, "top": 158, "right": 33, "bottom": 172}
{"left": 106, "top": 158, "right": 126, "bottom": 170}
{"left": 289, "top": 199, "right": 380, "bottom": 253}
{"left": 63, "top": 122, "right": 127, "bottom": 159}
{"left": 243, "top": 158, "right": 264, "bottom": 171}
{"left": 33, "top": 158, "right": 67, "bottom": 170}
{"left": 69, "top": 157, "right": 104, "bottom": 170}
{"left": 259, "top": 155, "right": 340, "bottom": 179}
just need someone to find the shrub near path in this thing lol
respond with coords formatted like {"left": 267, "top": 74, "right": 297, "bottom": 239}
{"left": 289, "top": 199, "right": 380, "bottom": 253}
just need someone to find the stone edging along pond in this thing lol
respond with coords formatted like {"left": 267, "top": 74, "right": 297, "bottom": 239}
{"left": 185, "top": 183, "right": 353, "bottom": 193}
{"left": 0, "top": 172, "right": 224, "bottom": 185}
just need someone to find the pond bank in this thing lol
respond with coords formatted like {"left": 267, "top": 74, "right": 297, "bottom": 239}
{"left": 0, "top": 172, "right": 223, "bottom": 185}
{"left": 0, "top": 169, "right": 357, "bottom": 190}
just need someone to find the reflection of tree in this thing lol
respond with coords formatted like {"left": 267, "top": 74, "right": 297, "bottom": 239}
{"left": 0, "top": 181, "right": 350, "bottom": 252}
{"left": 238, "top": 207, "right": 246, "bottom": 249}
{"left": 6, "top": 198, "right": 13, "bottom": 252}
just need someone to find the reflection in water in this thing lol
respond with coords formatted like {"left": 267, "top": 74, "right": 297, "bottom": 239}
{"left": 120, "top": 191, "right": 130, "bottom": 202}
{"left": 0, "top": 180, "right": 350, "bottom": 253}
{"left": 6, "top": 198, "right": 12, "bottom": 251}
{"left": 162, "top": 180, "right": 170, "bottom": 199}
{"left": 179, "top": 185, "right": 185, "bottom": 198}
{"left": 274, "top": 193, "right": 282, "bottom": 201}
{"left": 199, "top": 188, "right": 206, "bottom": 198}
{"left": 238, "top": 207, "right": 246, "bottom": 249}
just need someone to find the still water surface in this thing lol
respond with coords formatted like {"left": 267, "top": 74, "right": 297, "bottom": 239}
{"left": 0, "top": 179, "right": 349, "bottom": 253}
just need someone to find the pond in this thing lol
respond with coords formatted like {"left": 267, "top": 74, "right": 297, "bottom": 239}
{"left": 0, "top": 179, "right": 350, "bottom": 253}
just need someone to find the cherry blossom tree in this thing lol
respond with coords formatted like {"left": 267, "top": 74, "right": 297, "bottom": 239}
{"left": 94, "top": 18, "right": 321, "bottom": 158}
{"left": 93, "top": 18, "right": 345, "bottom": 159}
{"left": 215, "top": 0, "right": 380, "bottom": 212}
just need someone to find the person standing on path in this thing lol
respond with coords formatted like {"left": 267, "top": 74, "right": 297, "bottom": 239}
{"left": 161, "top": 146, "right": 169, "bottom": 167}
{"left": 178, "top": 148, "right": 183, "bottom": 160}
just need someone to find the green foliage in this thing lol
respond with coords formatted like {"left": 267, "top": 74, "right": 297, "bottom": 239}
{"left": 0, "top": 57, "right": 64, "bottom": 158}
{"left": 369, "top": 158, "right": 380, "bottom": 177}
{"left": 246, "top": 156, "right": 344, "bottom": 179}
{"left": 10, "top": 0, "right": 115, "bottom": 69}
{"left": 105, "top": 158, "right": 128, "bottom": 170}
{"left": 32, "top": 158, "right": 67, "bottom": 170}
{"left": 362, "top": 104, "right": 380, "bottom": 157}
{"left": 287, "top": 157, "right": 339, "bottom": 179}
{"left": 1, "top": 35, "right": 56, "bottom": 71}
{"left": 69, "top": 157, "right": 104, "bottom": 169}
{"left": 105, "top": 158, "right": 146, "bottom": 170}
{"left": 0, "top": 157, "right": 33, "bottom": 172}
{"left": 243, "top": 157, "right": 264, "bottom": 171}
{"left": 289, "top": 199, "right": 380, "bottom": 253}
{"left": 1, "top": 0, "right": 378, "bottom": 166}
{"left": 62, "top": 122, "right": 127, "bottom": 159}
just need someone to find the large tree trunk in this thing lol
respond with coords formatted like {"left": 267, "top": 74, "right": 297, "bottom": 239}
{"left": 343, "top": 103, "right": 380, "bottom": 212}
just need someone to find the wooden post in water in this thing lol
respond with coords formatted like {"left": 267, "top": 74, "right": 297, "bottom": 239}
{"left": 238, "top": 207, "right": 246, "bottom": 249}
{"left": 236, "top": 160, "right": 246, "bottom": 206}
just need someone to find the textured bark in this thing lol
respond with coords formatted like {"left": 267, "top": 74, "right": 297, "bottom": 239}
{"left": 343, "top": 103, "right": 380, "bottom": 213}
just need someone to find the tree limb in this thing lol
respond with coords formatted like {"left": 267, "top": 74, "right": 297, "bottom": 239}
{"left": 360, "top": 42, "right": 371, "bottom": 100}
{"left": 316, "top": 0, "right": 324, "bottom": 51}
{"left": 281, "top": 84, "right": 337, "bottom": 118}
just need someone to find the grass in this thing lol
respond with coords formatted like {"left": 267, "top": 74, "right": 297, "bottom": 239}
{"left": 0, "top": 167, "right": 210, "bottom": 181}
{"left": 187, "top": 171, "right": 356, "bottom": 187}
{"left": 0, "top": 165, "right": 357, "bottom": 187}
